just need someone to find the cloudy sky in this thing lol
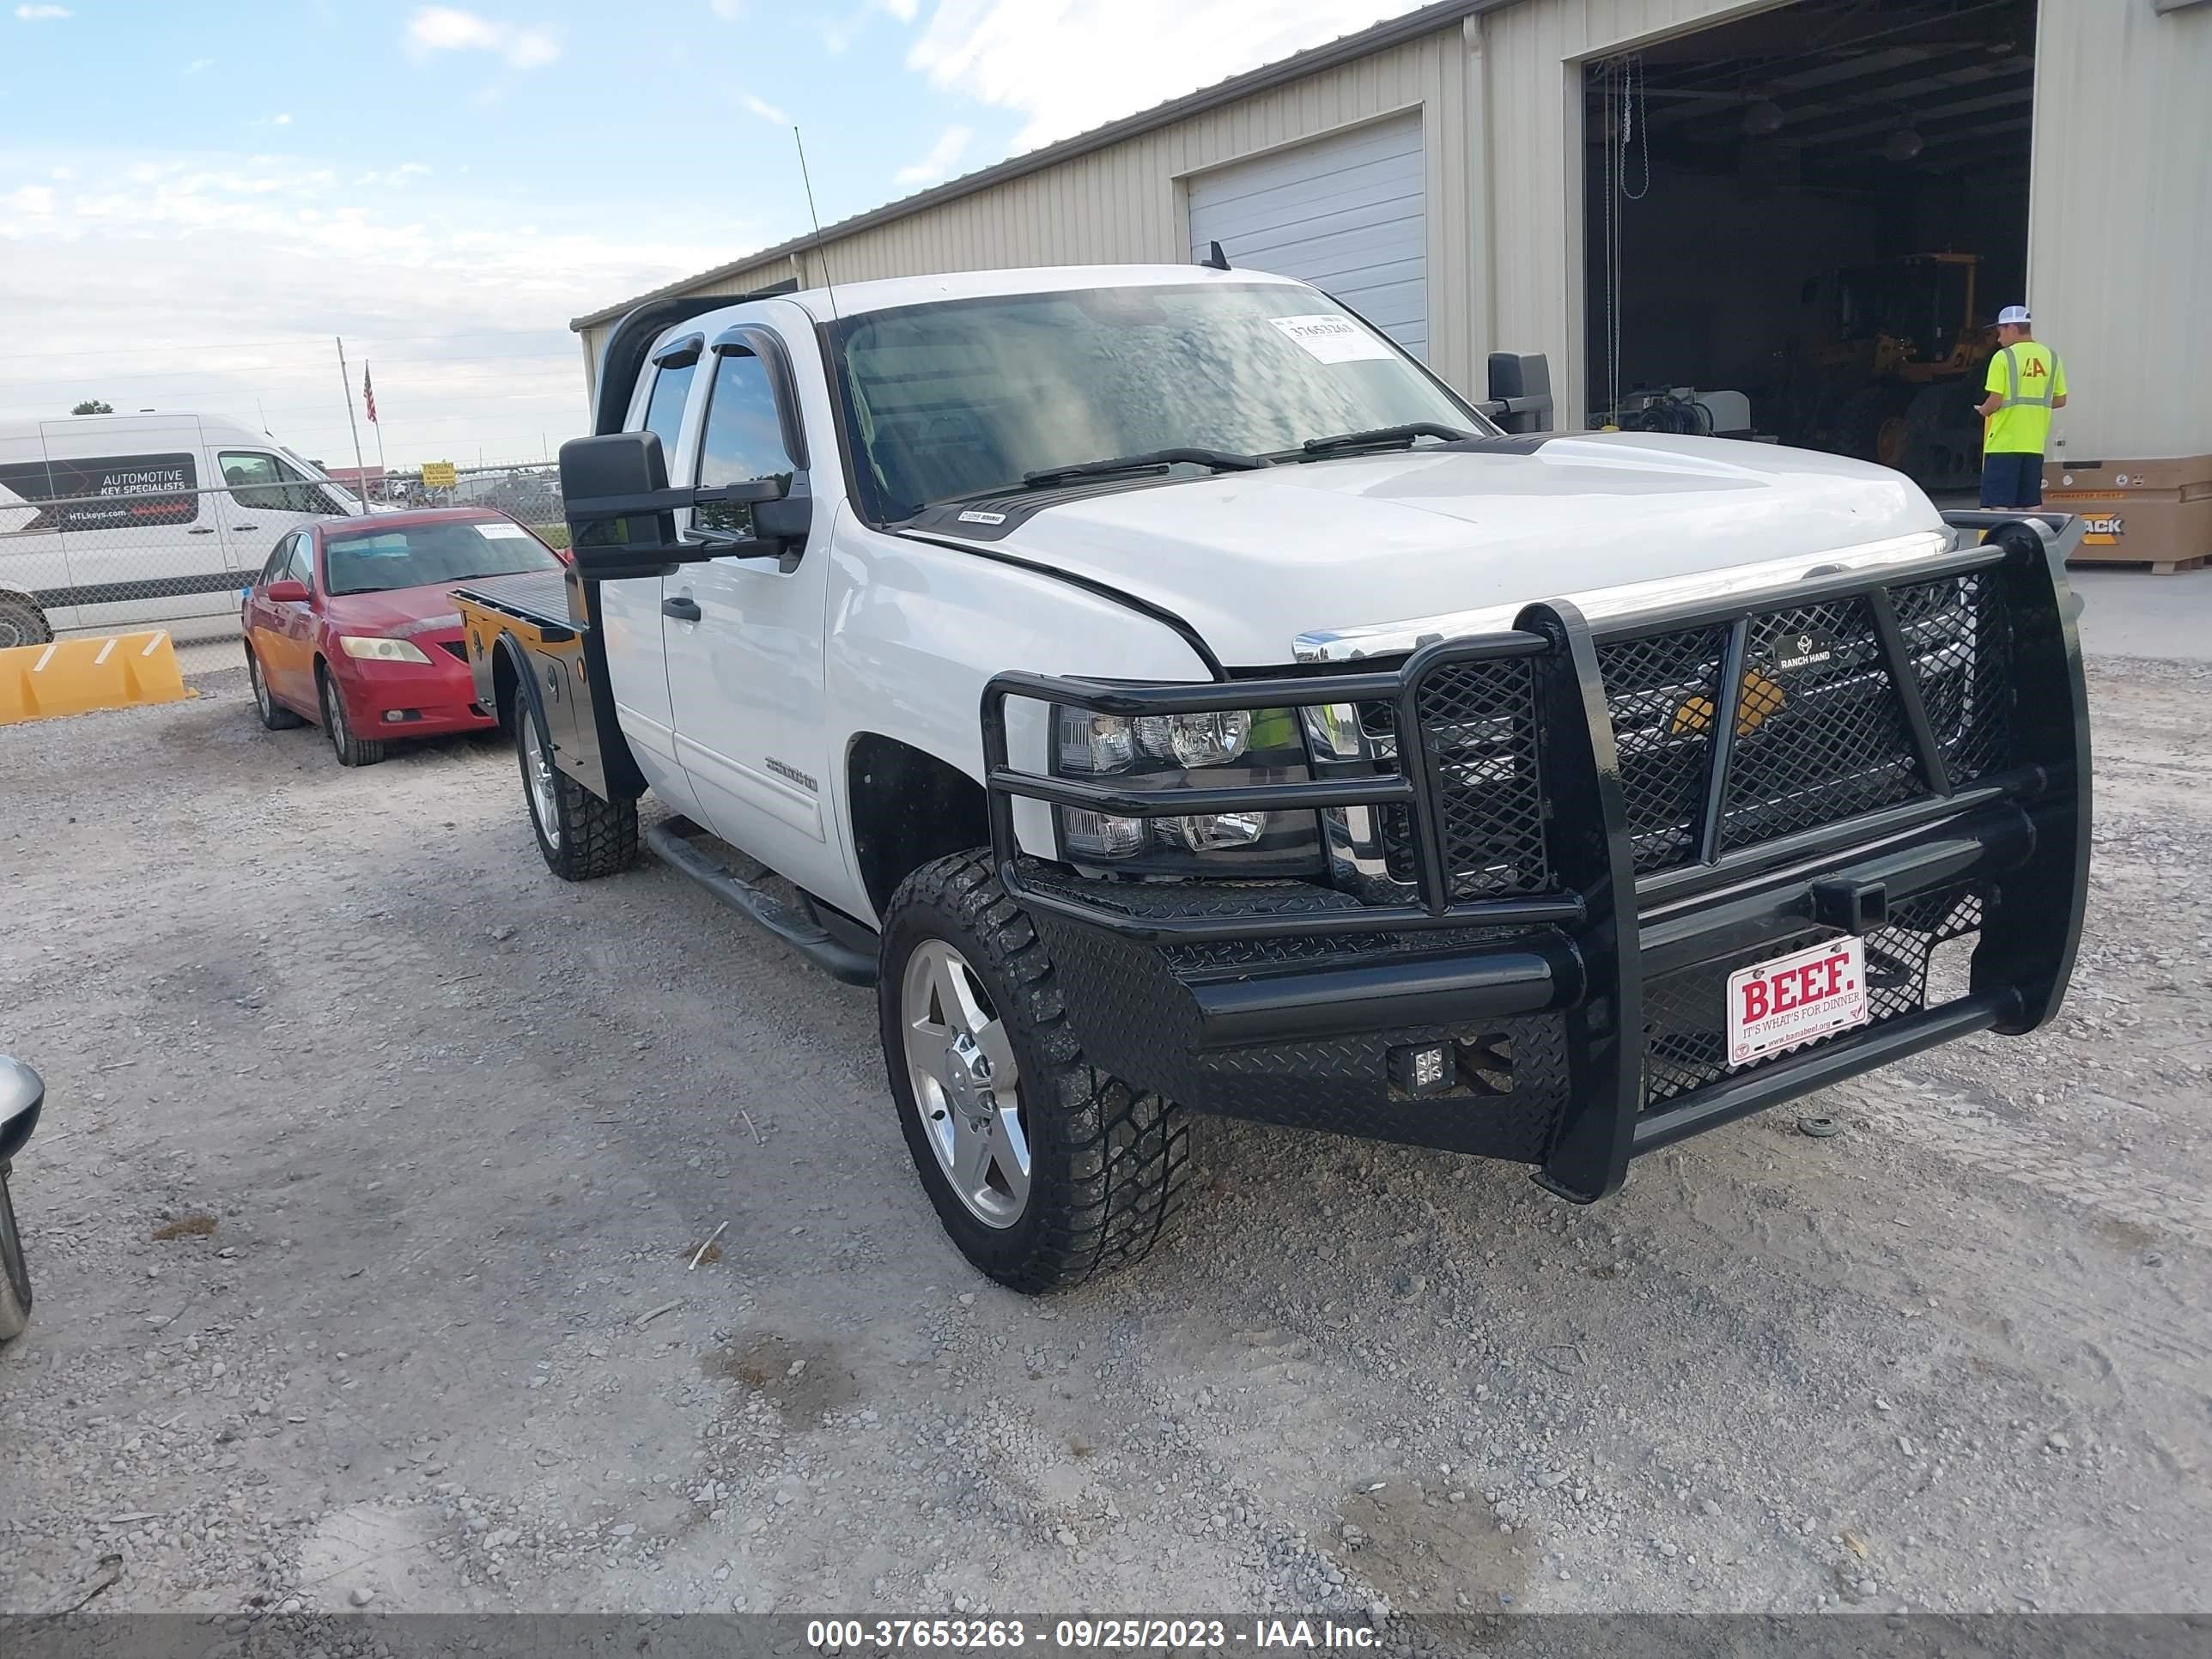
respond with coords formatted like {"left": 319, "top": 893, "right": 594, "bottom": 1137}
{"left": 1, "top": 0, "right": 1419, "bottom": 471}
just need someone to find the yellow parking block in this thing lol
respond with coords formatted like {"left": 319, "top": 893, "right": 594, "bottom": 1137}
{"left": 0, "top": 631, "right": 193, "bottom": 726}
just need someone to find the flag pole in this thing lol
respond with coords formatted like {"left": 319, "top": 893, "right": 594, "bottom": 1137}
{"left": 368, "top": 361, "right": 389, "bottom": 502}
{"left": 335, "top": 337, "right": 370, "bottom": 515}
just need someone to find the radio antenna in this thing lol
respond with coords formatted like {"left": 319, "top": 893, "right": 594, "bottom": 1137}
{"left": 793, "top": 127, "right": 839, "bottom": 321}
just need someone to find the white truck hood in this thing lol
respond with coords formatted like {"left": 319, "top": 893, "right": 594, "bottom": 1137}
{"left": 959, "top": 434, "right": 1947, "bottom": 668}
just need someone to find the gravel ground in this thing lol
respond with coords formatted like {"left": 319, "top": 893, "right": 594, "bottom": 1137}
{"left": 0, "top": 647, "right": 2206, "bottom": 1622}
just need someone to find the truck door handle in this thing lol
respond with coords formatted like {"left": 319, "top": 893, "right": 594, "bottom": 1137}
{"left": 233, "top": 522, "right": 258, "bottom": 531}
{"left": 189, "top": 526, "right": 216, "bottom": 534}
{"left": 662, "top": 597, "right": 702, "bottom": 623}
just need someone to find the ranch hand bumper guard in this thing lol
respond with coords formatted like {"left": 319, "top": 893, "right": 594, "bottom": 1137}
{"left": 981, "top": 516, "right": 2089, "bottom": 1202}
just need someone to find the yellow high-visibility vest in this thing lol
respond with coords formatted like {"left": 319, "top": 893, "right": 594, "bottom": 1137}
{"left": 1984, "top": 343, "right": 2067, "bottom": 454}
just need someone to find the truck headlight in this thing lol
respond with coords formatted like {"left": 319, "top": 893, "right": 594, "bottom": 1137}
{"left": 1050, "top": 706, "right": 1319, "bottom": 875}
{"left": 338, "top": 635, "right": 432, "bottom": 664}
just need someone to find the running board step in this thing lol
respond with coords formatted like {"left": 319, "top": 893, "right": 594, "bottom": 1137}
{"left": 643, "top": 819, "right": 878, "bottom": 987}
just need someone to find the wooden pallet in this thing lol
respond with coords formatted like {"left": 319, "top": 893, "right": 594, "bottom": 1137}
{"left": 2064, "top": 553, "right": 2209, "bottom": 575}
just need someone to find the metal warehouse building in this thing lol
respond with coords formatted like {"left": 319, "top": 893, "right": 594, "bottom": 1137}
{"left": 575, "top": 0, "right": 2210, "bottom": 483}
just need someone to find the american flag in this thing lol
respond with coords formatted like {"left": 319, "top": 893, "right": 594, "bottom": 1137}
{"left": 362, "top": 363, "right": 378, "bottom": 424}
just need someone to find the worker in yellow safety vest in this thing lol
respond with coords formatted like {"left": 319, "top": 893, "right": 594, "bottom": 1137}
{"left": 1975, "top": 305, "right": 2068, "bottom": 508}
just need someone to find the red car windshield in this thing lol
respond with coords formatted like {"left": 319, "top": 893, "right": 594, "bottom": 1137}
{"left": 324, "top": 520, "right": 561, "bottom": 596}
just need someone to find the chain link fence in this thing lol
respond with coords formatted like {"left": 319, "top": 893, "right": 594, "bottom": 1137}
{"left": 377, "top": 462, "right": 568, "bottom": 545}
{"left": 0, "top": 460, "right": 572, "bottom": 647}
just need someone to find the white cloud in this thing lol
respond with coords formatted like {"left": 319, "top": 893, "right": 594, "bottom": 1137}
{"left": 822, "top": 0, "right": 917, "bottom": 54}
{"left": 184, "top": 58, "right": 212, "bottom": 75}
{"left": 708, "top": 0, "right": 741, "bottom": 16}
{"left": 14, "top": 4, "right": 71, "bottom": 19}
{"left": 894, "top": 123, "right": 970, "bottom": 187}
{"left": 356, "top": 161, "right": 434, "bottom": 187}
{"left": 907, "top": 0, "right": 1419, "bottom": 150}
{"left": 270, "top": 113, "right": 294, "bottom": 126}
{"left": 404, "top": 7, "right": 558, "bottom": 70}
{"left": 0, "top": 149, "right": 741, "bottom": 465}
{"left": 741, "top": 93, "right": 787, "bottom": 125}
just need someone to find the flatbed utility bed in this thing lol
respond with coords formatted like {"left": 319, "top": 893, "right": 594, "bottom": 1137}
{"left": 453, "top": 564, "right": 640, "bottom": 805}
{"left": 451, "top": 567, "right": 579, "bottom": 641}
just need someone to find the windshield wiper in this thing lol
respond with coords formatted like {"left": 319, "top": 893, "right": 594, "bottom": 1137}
{"left": 1298, "top": 422, "right": 1472, "bottom": 458}
{"left": 1020, "top": 447, "right": 1271, "bottom": 489}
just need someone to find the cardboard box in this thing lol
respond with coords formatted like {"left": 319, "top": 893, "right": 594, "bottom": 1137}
{"left": 2045, "top": 455, "right": 2212, "bottom": 570}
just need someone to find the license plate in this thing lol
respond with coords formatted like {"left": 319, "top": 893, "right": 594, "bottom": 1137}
{"left": 1726, "top": 936, "right": 1869, "bottom": 1066}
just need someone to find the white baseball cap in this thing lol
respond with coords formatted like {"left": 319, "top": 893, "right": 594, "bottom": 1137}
{"left": 1996, "top": 305, "right": 2031, "bottom": 326}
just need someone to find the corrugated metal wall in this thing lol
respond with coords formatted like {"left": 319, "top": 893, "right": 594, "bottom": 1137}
{"left": 586, "top": 0, "right": 2206, "bottom": 459}
{"left": 2028, "top": 0, "right": 2210, "bottom": 460}
{"left": 584, "top": 32, "right": 1482, "bottom": 401}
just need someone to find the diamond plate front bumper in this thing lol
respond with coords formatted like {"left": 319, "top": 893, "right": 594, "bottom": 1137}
{"left": 979, "top": 514, "right": 2092, "bottom": 1201}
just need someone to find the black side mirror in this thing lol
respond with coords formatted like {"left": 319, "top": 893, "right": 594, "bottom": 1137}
{"left": 682, "top": 477, "right": 816, "bottom": 573}
{"left": 1480, "top": 352, "right": 1555, "bottom": 434}
{"left": 561, "top": 432, "right": 701, "bottom": 581}
{"left": 0, "top": 1055, "right": 43, "bottom": 1164}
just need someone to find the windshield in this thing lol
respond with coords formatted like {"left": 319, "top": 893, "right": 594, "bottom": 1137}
{"left": 324, "top": 519, "right": 560, "bottom": 596}
{"left": 829, "top": 282, "right": 1492, "bottom": 519}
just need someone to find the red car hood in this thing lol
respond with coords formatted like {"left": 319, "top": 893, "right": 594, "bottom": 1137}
{"left": 319, "top": 582, "right": 470, "bottom": 638}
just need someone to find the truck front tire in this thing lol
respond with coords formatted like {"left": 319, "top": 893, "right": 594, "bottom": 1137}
{"left": 879, "top": 851, "right": 1189, "bottom": 1294}
{"left": 517, "top": 696, "right": 637, "bottom": 881}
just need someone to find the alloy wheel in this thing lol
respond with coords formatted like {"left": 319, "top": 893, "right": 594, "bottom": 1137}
{"left": 525, "top": 718, "right": 561, "bottom": 850}
{"left": 900, "top": 939, "right": 1029, "bottom": 1228}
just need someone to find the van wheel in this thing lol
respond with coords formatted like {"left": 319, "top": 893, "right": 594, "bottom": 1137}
{"left": 246, "top": 647, "right": 305, "bottom": 730}
{"left": 879, "top": 851, "right": 1189, "bottom": 1295}
{"left": 517, "top": 695, "right": 637, "bottom": 880}
{"left": 0, "top": 597, "right": 51, "bottom": 651}
{"left": 319, "top": 668, "right": 386, "bottom": 767}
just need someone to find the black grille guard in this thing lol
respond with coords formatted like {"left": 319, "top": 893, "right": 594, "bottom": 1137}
{"left": 979, "top": 513, "right": 2092, "bottom": 1201}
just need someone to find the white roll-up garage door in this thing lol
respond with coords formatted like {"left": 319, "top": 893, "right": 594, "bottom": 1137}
{"left": 1187, "top": 112, "right": 1428, "bottom": 361}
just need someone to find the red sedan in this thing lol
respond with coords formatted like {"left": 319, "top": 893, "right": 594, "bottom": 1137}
{"left": 240, "top": 507, "right": 566, "bottom": 765}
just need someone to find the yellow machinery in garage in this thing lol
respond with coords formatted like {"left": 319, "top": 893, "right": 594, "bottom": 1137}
{"left": 1793, "top": 252, "right": 1994, "bottom": 491}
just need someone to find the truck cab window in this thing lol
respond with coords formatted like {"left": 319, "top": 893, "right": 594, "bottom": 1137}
{"left": 640, "top": 362, "right": 696, "bottom": 463}
{"left": 220, "top": 452, "right": 339, "bottom": 516}
{"left": 693, "top": 350, "right": 794, "bottom": 538}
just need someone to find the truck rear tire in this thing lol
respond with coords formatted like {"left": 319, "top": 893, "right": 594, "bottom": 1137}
{"left": 878, "top": 851, "right": 1189, "bottom": 1294}
{"left": 518, "top": 697, "right": 637, "bottom": 881}
{"left": 0, "top": 1164, "right": 31, "bottom": 1345}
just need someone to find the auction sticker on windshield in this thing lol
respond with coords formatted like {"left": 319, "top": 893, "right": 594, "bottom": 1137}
{"left": 1726, "top": 936, "right": 1869, "bottom": 1066}
{"left": 1267, "top": 313, "right": 1396, "bottom": 364}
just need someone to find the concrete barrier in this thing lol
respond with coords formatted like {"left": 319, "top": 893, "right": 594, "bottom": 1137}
{"left": 0, "top": 631, "right": 193, "bottom": 726}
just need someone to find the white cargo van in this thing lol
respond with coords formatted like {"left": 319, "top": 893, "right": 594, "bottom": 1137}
{"left": 0, "top": 412, "right": 362, "bottom": 646}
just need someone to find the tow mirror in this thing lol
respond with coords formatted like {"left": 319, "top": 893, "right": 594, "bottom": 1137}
{"left": 0, "top": 1055, "right": 42, "bottom": 1163}
{"left": 563, "top": 433, "right": 815, "bottom": 580}
{"left": 561, "top": 432, "right": 705, "bottom": 581}
{"left": 1480, "top": 353, "right": 1555, "bottom": 434}
{"left": 681, "top": 477, "right": 815, "bottom": 573}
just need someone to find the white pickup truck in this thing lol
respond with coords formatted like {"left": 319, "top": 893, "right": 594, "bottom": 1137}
{"left": 453, "top": 264, "right": 2089, "bottom": 1294}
